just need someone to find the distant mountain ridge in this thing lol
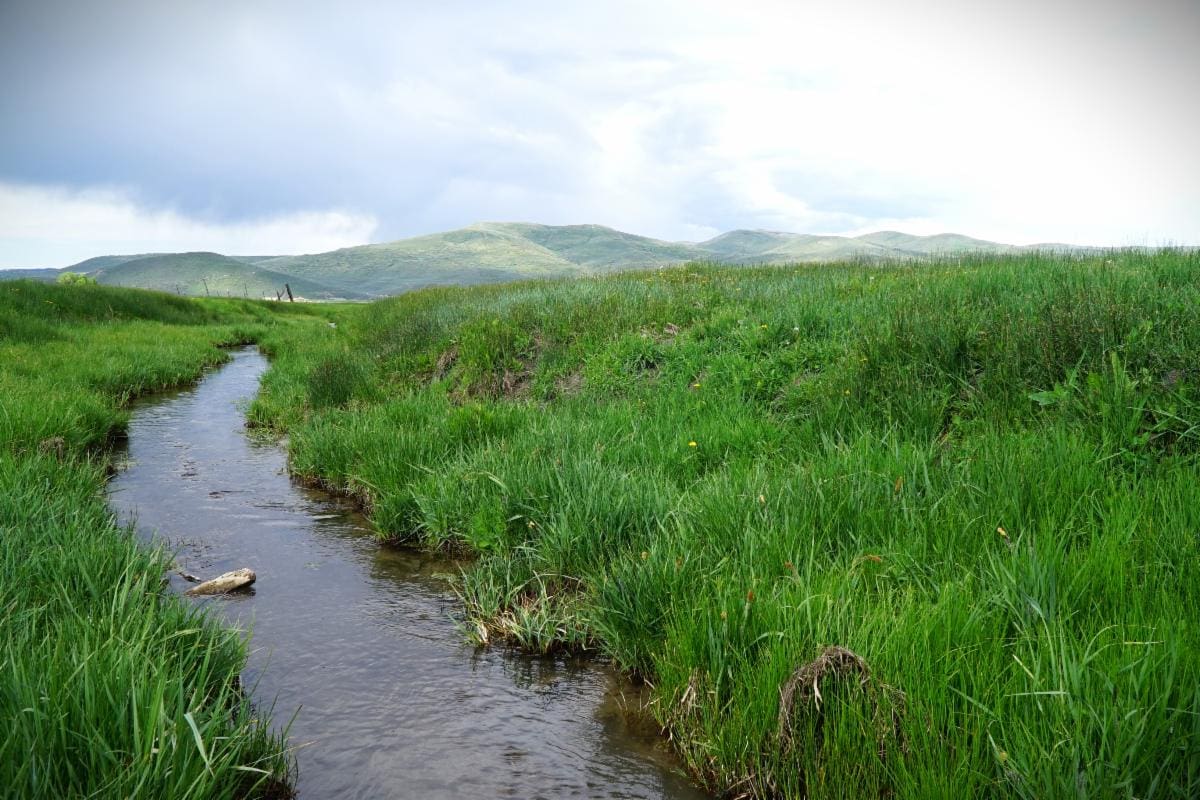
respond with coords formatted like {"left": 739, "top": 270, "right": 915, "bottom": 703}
{"left": 3, "top": 223, "right": 1101, "bottom": 299}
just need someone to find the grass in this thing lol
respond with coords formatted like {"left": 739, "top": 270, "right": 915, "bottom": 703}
{"left": 0, "top": 280, "right": 326, "bottom": 799}
{"left": 251, "top": 249, "right": 1200, "bottom": 798}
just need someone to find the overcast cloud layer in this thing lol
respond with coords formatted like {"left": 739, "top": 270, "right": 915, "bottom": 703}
{"left": 1, "top": 0, "right": 1197, "bottom": 266}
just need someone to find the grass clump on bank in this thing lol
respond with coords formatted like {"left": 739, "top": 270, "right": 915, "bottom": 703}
{"left": 0, "top": 280, "right": 319, "bottom": 799}
{"left": 254, "top": 250, "right": 1200, "bottom": 798}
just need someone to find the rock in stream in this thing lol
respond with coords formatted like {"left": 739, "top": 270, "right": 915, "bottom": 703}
{"left": 185, "top": 568, "right": 257, "bottom": 596}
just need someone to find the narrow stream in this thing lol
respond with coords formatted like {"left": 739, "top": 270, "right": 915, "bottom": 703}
{"left": 108, "top": 348, "right": 708, "bottom": 800}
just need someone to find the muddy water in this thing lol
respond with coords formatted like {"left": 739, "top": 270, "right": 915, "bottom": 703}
{"left": 109, "top": 348, "right": 707, "bottom": 800}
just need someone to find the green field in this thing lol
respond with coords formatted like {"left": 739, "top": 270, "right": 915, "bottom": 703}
{"left": 0, "top": 281, "right": 325, "bottom": 798}
{"left": 250, "top": 249, "right": 1200, "bottom": 798}
{"left": 6, "top": 249, "right": 1200, "bottom": 799}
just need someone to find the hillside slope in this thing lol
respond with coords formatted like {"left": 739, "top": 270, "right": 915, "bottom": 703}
{"left": 0, "top": 267, "right": 63, "bottom": 282}
{"left": 90, "top": 252, "right": 361, "bottom": 299}
{"left": 855, "top": 230, "right": 1019, "bottom": 254}
{"left": 255, "top": 223, "right": 1040, "bottom": 296}
{"left": 255, "top": 224, "right": 588, "bottom": 296}
{"left": 10, "top": 223, "right": 1109, "bottom": 298}
{"left": 486, "top": 222, "right": 706, "bottom": 267}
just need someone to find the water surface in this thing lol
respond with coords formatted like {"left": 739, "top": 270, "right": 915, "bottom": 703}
{"left": 109, "top": 348, "right": 707, "bottom": 800}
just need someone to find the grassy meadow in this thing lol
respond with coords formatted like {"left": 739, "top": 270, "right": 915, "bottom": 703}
{"left": 250, "top": 250, "right": 1200, "bottom": 798}
{"left": 0, "top": 280, "right": 324, "bottom": 798}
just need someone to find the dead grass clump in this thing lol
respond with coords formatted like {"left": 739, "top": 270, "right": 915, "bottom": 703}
{"left": 553, "top": 370, "right": 584, "bottom": 398}
{"left": 433, "top": 345, "right": 458, "bottom": 379}
{"left": 639, "top": 322, "right": 681, "bottom": 342}
{"left": 499, "top": 368, "right": 533, "bottom": 398}
{"left": 37, "top": 436, "right": 66, "bottom": 460}
{"left": 777, "top": 645, "right": 907, "bottom": 759}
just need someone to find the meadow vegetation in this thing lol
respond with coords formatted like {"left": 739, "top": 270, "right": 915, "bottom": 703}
{"left": 0, "top": 280, "right": 321, "bottom": 798}
{"left": 251, "top": 250, "right": 1200, "bottom": 798}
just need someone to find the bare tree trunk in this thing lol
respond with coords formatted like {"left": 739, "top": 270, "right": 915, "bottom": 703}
{"left": 285, "top": 283, "right": 294, "bottom": 302}
{"left": 201, "top": 277, "right": 211, "bottom": 297}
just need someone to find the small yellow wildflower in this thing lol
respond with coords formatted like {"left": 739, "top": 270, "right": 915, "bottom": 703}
{"left": 692, "top": 382, "right": 701, "bottom": 388}
{"left": 640, "top": 551, "right": 649, "bottom": 560}
{"left": 688, "top": 441, "right": 697, "bottom": 447}
{"left": 997, "top": 526, "right": 1008, "bottom": 539}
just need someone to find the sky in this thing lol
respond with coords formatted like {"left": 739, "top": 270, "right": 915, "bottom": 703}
{"left": 1, "top": 0, "right": 1197, "bottom": 267}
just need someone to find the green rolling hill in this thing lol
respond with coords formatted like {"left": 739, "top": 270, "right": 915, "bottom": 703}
{"left": 854, "top": 230, "right": 1019, "bottom": 255}
{"left": 253, "top": 224, "right": 588, "bottom": 296}
{"left": 3, "top": 223, "right": 1107, "bottom": 298}
{"left": 0, "top": 267, "right": 64, "bottom": 282}
{"left": 254, "top": 222, "right": 1046, "bottom": 297}
{"left": 493, "top": 222, "right": 705, "bottom": 267}
{"left": 700, "top": 231, "right": 893, "bottom": 263}
{"left": 86, "top": 252, "right": 360, "bottom": 300}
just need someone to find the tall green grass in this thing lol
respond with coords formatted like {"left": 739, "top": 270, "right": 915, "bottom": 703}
{"left": 254, "top": 251, "right": 1200, "bottom": 798}
{"left": 0, "top": 281, "right": 318, "bottom": 798}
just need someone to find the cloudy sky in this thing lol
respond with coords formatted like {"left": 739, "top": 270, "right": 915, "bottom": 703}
{"left": 1, "top": 0, "right": 1197, "bottom": 267}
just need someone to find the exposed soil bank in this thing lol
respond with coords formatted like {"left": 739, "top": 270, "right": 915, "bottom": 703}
{"left": 108, "top": 347, "right": 707, "bottom": 799}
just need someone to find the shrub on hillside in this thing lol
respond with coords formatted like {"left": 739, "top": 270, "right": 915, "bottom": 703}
{"left": 55, "top": 271, "right": 96, "bottom": 286}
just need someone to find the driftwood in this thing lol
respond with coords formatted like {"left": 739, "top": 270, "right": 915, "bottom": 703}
{"left": 184, "top": 568, "right": 256, "bottom": 596}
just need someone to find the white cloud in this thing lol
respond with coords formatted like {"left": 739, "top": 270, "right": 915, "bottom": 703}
{"left": 0, "top": 183, "right": 377, "bottom": 267}
{"left": 1, "top": 0, "right": 1197, "bottom": 257}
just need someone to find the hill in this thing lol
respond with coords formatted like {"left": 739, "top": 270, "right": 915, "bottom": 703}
{"left": 700, "top": 230, "right": 891, "bottom": 262}
{"left": 68, "top": 254, "right": 165, "bottom": 272}
{"left": 854, "top": 230, "right": 1019, "bottom": 254}
{"left": 488, "top": 222, "right": 705, "bottom": 267}
{"left": 253, "top": 224, "right": 590, "bottom": 296}
{"left": 84, "top": 252, "right": 361, "bottom": 300}
{"left": 251, "top": 223, "right": 1048, "bottom": 296}
{"left": 0, "top": 267, "right": 64, "bottom": 282}
{"left": 8, "top": 223, "right": 1106, "bottom": 298}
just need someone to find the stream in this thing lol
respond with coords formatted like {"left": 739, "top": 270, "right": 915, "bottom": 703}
{"left": 108, "top": 347, "right": 708, "bottom": 800}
